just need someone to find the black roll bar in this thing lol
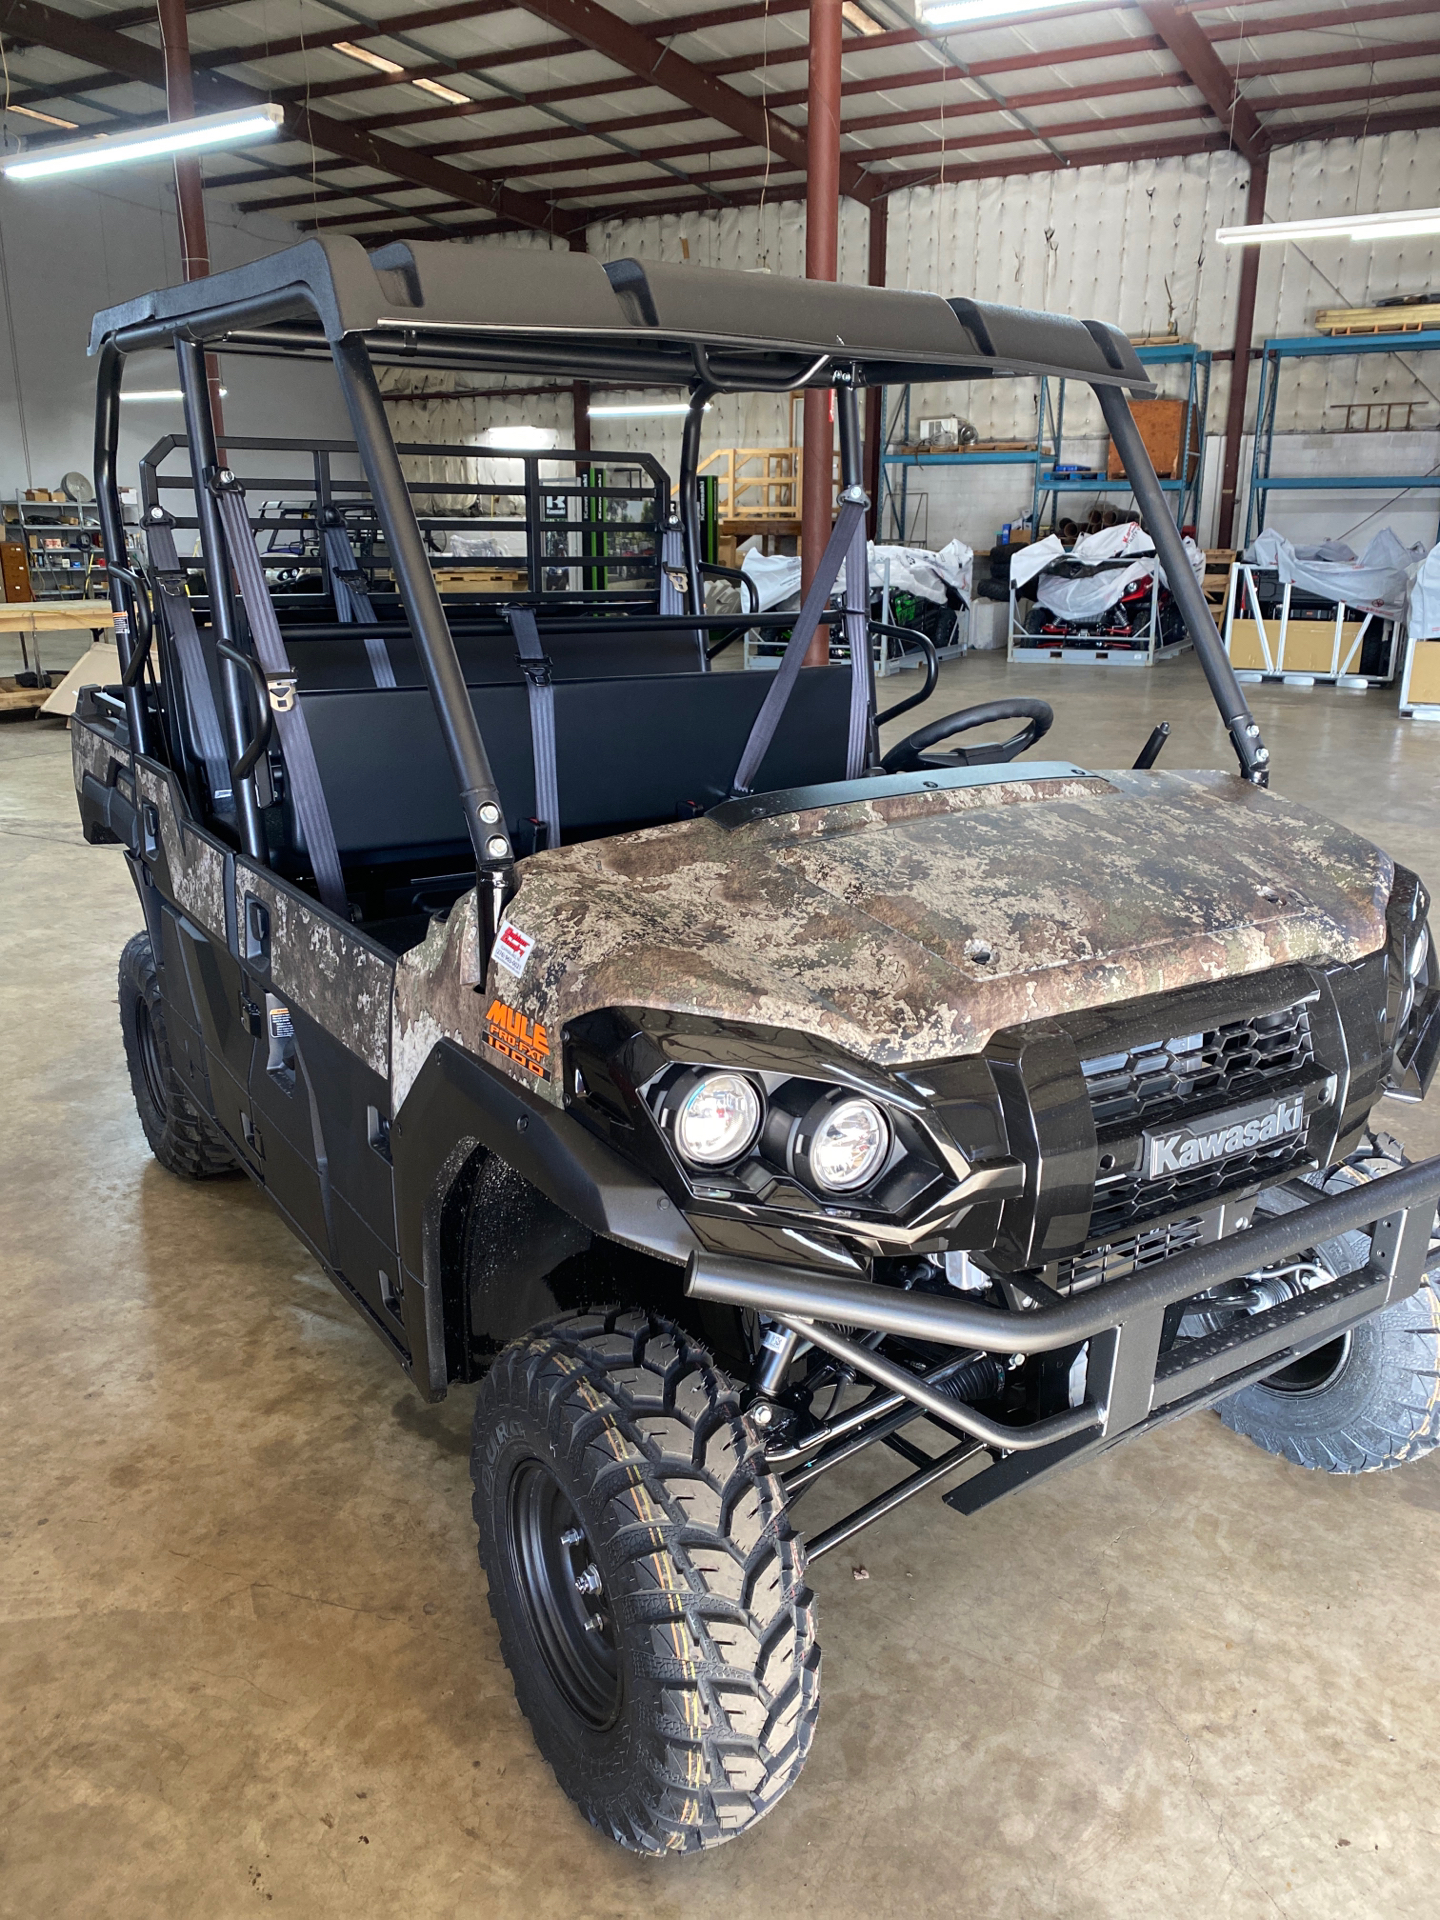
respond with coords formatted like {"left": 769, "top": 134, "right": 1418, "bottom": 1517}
{"left": 175, "top": 338, "right": 268, "bottom": 862}
{"left": 92, "top": 342, "right": 149, "bottom": 757}
{"left": 1093, "top": 383, "right": 1271, "bottom": 787}
{"left": 330, "top": 332, "right": 513, "bottom": 944}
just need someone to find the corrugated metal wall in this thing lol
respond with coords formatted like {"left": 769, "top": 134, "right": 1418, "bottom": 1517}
{"left": 382, "top": 129, "right": 1440, "bottom": 538}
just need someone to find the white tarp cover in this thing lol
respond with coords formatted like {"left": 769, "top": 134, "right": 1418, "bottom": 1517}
{"left": 1013, "top": 523, "right": 1204, "bottom": 623}
{"left": 1409, "top": 542, "right": 1440, "bottom": 639}
{"left": 1243, "top": 527, "right": 1424, "bottom": 619}
{"left": 740, "top": 538, "right": 973, "bottom": 614}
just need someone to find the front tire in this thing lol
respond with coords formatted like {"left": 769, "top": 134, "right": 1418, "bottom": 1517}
{"left": 471, "top": 1309, "right": 819, "bottom": 1853}
{"left": 118, "top": 931, "right": 239, "bottom": 1179}
{"left": 1220, "top": 1136, "right": 1440, "bottom": 1472}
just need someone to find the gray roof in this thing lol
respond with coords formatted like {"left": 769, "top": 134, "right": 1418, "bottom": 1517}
{"left": 90, "top": 236, "right": 1153, "bottom": 391}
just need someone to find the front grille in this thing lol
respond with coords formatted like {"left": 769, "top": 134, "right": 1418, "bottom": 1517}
{"left": 1081, "top": 998, "right": 1318, "bottom": 1238}
{"left": 1080, "top": 1001, "right": 1315, "bottom": 1136}
{"left": 1052, "top": 1212, "right": 1209, "bottom": 1295}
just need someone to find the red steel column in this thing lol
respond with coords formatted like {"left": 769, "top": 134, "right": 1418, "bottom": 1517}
{"left": 1217, "top": 155, "right": 1268, "bottom": 550}
{"left": 801, "top": 0, "right": 843, "bottom": 661}
{"left": 156, "top": 0, "right": 225, "bottom": 439}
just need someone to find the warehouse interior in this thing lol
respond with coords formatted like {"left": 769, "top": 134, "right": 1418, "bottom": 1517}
{"left": 2, "top": 0, "right": 1440, "bottom": 1913}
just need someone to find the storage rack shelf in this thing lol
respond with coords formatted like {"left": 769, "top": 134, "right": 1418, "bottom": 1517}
{"left": 3, "top": 493, "right": 106, "bottom": 600}
{"left": 1243, "top": 329, "right": 1440, "bottom": 549}
{"left": 878, "top": 344, "right": 1209, "bottom": 548}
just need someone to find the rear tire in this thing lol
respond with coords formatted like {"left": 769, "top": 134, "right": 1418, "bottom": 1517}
{"left": 1219, "top": 1134, "right": 1440, "bottom": 1472}
{"left": 118, "top": 931, "right": 239, "bottom": 1179}
{"left": 471, "top": 1308, "right": 819, "bottom": 1853}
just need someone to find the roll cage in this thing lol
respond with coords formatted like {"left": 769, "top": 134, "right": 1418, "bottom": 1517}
{"left": 90, "top": 238, "right": 1271, "bottom": 951}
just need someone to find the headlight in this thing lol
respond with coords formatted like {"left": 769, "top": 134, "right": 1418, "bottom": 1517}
{"left": 807, "top": 1096, "right": 891, "bottom": 1192}
{"left": 672, "top": 1070, "right": 763, "bottom": 1166}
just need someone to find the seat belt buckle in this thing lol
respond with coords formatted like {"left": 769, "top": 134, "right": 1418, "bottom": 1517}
{"left": 153, "top": 567, "right": 188, "bottom": 594}
{"left": 335, "top": 568, "right": 369, "bottom": 590}
{"left": 266, "top": 672, "right": 298, "bottom": 714}
{"left": 665, "top": 567, "right": 689, "bottom": 594}
{"left": 516, "top": 654, "right": 554, "bottom": 688}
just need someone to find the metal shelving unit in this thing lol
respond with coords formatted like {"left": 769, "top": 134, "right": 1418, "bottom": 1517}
{"left": 4, "top": 493, "right": 106, "bottom": 599}
{"left": 879, "top": 345, "right": 1209, "bottom": 549}
{"left": 1243, "top": 329, "right": 1440, "bottom": 549}
{"left": 1031, "top": 343, "right": 1210, "bottom": 535}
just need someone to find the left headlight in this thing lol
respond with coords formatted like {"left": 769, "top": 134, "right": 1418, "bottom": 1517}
{"left": 666, "top": 1069, "right": 764, "bottom": 1167}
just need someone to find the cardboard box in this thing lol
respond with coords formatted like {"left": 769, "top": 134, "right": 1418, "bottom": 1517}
{"left": 1407, "top": 640, "right": 1440, "bottom": 705}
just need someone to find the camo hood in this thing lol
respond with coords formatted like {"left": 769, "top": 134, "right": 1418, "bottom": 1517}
{"left": 393, "top": 768, "right": 1392, "bottom": 1111}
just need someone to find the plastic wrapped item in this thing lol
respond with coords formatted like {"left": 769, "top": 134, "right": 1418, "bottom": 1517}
{"left": 1243, "top": 527, "right": 1425, "bottom": 619}
{"left": 1409, "top": 542, "right": 1440, "bottom": 640}
{"left": 1015, "top": 524, "right": 1203, "bottom": 622}
{"left": 740, "top": 538, "right": 973, "bottom": 615}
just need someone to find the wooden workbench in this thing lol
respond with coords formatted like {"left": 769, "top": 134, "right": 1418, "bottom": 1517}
{"left": 0, "top": 600, "right": 116, "bottom": 715}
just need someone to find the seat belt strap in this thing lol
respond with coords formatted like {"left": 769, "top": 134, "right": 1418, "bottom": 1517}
{"left": 507, "top": 606, "right": 561, "bottom": 849}
{"left": 842, "top": 513, "right": 872, "bottom": 780}
{"left": 320, "top": 515, "right": 395, "bottom": 689}
{"left": 213, "top": 485, "right": 349, "bottom": 917}
{"left": 144, "top": 512, "right": 234, "bottom": 807}
{"left": 731, "top": 497, "right": 867, "bottom": 796}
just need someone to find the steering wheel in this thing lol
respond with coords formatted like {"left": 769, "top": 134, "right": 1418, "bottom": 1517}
{"left": 881, "top": 698, "right": 1054, "bottom": 773}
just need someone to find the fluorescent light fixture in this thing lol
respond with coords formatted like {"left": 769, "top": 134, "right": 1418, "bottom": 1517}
{"left": 2, "top": 104, "right": 284, "bottom": 180}
{"left": 121, "top": 388, "right": 228, "bottom": 402}
{"left": 841, "top": 2, "right": 886, "bottom": 33}
{"left": 484, "top": 425, "right": 553, "bottom": 449}
{"left": 1217, "top": 206, "right": 1440, "bottom": 245}
{"left": 332, "top": 40, "right": 406, "bottom": 75}
{"left": 412, "top": 76, "right": 470, "bottom": 104}
{"left": 6, "top": 104, "right": 79, "bottom": 130}
{"left": 922, "top": 0, "right": 1085, "bottom": 25}
{"left": 588, "top": 402, "right": 713, "bottom": 417}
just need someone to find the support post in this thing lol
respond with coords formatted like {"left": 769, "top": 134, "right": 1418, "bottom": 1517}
{"left": 1217, "top": 156, "right": 1268, "bottom": 549}
{"left": 156, "top": 0, "right": 226, "bottom": 443}
{"left": 331, "top": 334, "right": 513, "bottom": 943}
{"left": 864, "top": 195, "right": 887, "bottom": 537}
{"left": 801, "top": 0, "right": 843, "bottom": 663}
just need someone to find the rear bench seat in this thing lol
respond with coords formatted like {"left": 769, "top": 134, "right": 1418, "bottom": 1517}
{"left": 287, "top": 664, "right": 855, "bottom": 868}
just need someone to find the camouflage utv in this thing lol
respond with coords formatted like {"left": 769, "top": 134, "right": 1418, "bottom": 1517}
{"left": 77, "top": 243, "right": 1440, "bottom": 1853}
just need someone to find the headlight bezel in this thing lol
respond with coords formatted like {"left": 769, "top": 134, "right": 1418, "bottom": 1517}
{"left": 560, "top": 1006, "right": 1016, "bottom": 1249}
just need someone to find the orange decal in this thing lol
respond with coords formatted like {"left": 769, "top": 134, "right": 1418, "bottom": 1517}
{"left": 485, "top": 998, "right": 552, "bottom": 1080}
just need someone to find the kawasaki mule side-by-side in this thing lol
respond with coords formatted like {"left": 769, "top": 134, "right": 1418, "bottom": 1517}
{"left": 75, "top": 241, "right": 1440, "bottom": 1852}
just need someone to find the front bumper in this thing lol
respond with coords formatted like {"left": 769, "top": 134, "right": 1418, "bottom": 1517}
{"left": 687, "top": 1151, "right": 1440, "bottom": 1509}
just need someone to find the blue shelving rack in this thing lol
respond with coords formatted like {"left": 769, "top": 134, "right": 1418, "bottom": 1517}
{"left": 1243, "top": 328, "right": 1440, "bottom": 549}
{"left": 877, "top": 343, "right": 1210, "bottom": 547}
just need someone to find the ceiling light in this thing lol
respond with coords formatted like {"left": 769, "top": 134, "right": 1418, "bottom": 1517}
{"left": 588, "top": 402, "right": 713, "bottom": 417}
{"left": 2, "top": 105, "right": 284, "bottom": 181}
{"left": 412, "top": 77, "right": 470, "bottom": 104}
{"left": 121, "top": 388, "right": 228, "bottom": 402}
{"left": 1217, "top": 207, "right": 1440, "bottom": 245}
{"left": 6, "top": 104, "right": 79, "bottom": 130}
{"left": 484, "top": 425, "right": 553, "bottom": 449}
{"left": 841, "top": 2, "right": 886, "bottom": 33}
{"left": 922, "top": 0, "right": 1087, "bottom": 25}
{"left": 332, "top": 40, "right": 406, "bottom": 75}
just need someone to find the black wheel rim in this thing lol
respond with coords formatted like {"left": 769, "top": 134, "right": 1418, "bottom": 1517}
{"left": 135, "top": 996, "right": 168, "bottom": 1120}
{"left": 505, "top": 1458, "right": 621, "bottom": 1730}
{"left": 1260, "top": 1331, "right": 1353, "bottom": 1396}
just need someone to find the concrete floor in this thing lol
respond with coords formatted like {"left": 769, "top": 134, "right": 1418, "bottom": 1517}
{"left": 3, "top": 653, "right": 1440, "bottom": 1920}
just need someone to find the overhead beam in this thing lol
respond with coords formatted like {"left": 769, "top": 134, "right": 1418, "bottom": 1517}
{"left": 511, "top": 0, "right": 876, "bottom": 199}
{"left": 1132, "top": 2, "right": 1267, "bottom": 160}
{"left": 0, "top": 0, "right": 569, "bottom": 238}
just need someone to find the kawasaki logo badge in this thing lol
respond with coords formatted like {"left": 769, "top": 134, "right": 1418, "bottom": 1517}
{"left": 1144, "top": 1093, "right": 1305, "bottom": 1180}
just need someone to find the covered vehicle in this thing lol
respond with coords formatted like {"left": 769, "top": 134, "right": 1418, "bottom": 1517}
{"left": 76, "top": 241, "right": 1440, "bottom": 1855}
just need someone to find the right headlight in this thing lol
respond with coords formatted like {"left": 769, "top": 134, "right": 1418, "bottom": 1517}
{"left": 803, "top": 1094, "right": 892, "bottom": 1193}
